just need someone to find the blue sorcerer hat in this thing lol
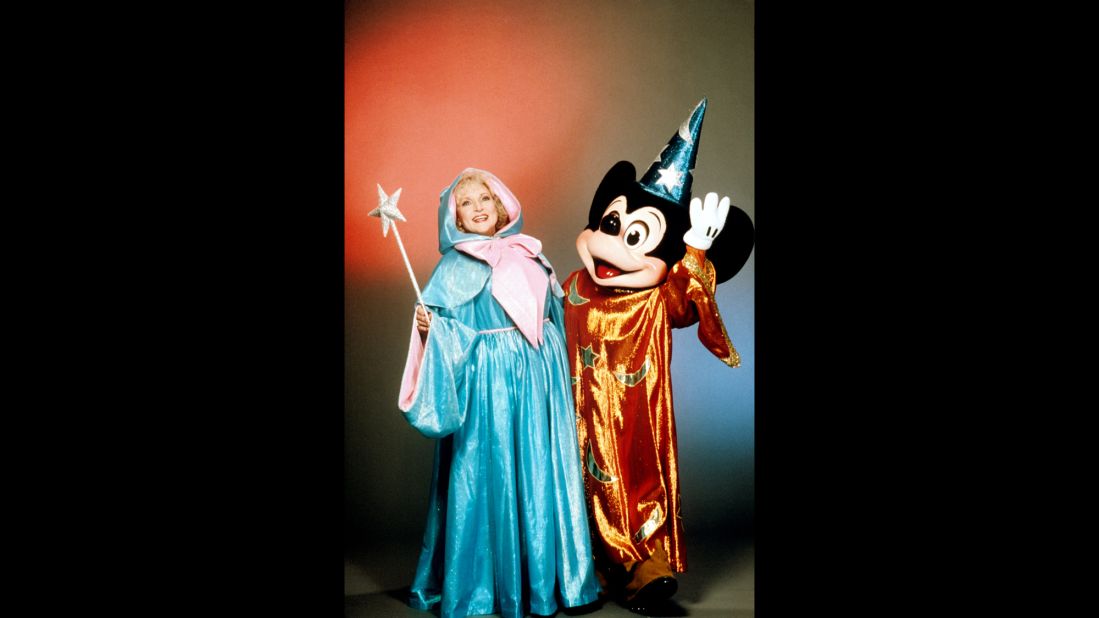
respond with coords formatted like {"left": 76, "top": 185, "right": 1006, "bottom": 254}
{"left": 638, "top": 98, "right": 707, "bottom": 208}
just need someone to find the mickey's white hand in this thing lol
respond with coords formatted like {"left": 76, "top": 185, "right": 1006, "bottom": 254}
{"left": 683, "top": 192, "right": 731, "bottom": 251}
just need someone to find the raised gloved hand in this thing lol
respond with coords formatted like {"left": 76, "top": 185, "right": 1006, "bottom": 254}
{"left": 682, "top": 192, "right": 731, "bottom": 251}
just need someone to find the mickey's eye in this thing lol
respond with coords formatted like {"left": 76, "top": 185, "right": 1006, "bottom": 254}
{"left": 599, "top": 211, "right": 621, "bottom": 236}
{"left": 624, "top": 221, "right": 650, "bottom": 248}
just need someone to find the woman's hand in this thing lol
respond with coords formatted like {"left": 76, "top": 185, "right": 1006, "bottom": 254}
{"left": 416, "top": 305, "right": 432, "bottom": 337}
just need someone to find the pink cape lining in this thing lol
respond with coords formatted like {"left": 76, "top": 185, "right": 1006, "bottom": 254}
{"left": 398, "top": 310, "right": 427, "bottom": 412}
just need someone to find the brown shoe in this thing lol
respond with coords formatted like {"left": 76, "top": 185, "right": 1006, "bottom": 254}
{"left": 623, "top": 544, "right": 677, "bottom": 609}
{"left": 595, "top": 560, "right": 628, "bottom": 602}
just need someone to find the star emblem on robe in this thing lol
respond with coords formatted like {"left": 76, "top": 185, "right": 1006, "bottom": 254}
{"left": 654, "top": 165, "right": 683, "bottom": 191}
{"left": 369, "top": 184, "right": 406, "bottom": 237}
{"left": 580, "top": 344, "right": 600, "bottom": 369}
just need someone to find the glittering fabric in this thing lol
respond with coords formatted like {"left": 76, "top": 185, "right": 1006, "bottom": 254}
{"left": 396, "top": 170, "right": 599, "bottom": 618}
{"left": 563, "top": 246, "right": 738, "bottom": 574}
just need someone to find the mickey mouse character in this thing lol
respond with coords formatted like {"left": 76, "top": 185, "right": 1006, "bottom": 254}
{"left": 563, "top": 99, "right": 755, "bottom": 611}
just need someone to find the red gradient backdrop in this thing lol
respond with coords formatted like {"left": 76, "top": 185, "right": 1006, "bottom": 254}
{"left": 346, "top": 0, "right": 756, "bottom": 594}
{"left": 346, "top": 1, "right": 607, "bottom": 283}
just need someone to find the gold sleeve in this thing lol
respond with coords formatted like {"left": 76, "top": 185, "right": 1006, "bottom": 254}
{"left": 664, "top": 246, "right": 740, "bottom": 367}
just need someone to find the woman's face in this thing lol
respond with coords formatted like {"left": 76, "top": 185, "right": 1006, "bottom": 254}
{"left": 455, "top": 181, "right": 499, "bottom": 236}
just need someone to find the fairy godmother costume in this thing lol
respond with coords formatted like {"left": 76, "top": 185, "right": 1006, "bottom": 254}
{"left": 397, "top": 169, "right": 601, "bottom": 618}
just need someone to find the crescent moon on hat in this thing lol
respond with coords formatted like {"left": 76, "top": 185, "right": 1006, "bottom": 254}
{"left": 678, "top": 120, "right": 694, "bottom": 144}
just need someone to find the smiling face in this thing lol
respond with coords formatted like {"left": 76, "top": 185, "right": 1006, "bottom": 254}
{"left": 454, "top": 179, "right": 501, "bottom": 236}
{"left": 576, "top": 196, "right": 670, "bottom": 289}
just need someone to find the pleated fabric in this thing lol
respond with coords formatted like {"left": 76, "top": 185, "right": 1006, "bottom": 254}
{"left": 399, "top": 275, "right": 600, "bottom": 618}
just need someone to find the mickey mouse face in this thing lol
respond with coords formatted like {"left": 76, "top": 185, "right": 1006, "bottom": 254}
{"left": 576, "top": 196, "right": 670, "bottom": 289}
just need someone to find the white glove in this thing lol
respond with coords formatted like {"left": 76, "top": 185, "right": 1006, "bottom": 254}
{"left": 683, "top": 192, "right": 731, "bottom": 251}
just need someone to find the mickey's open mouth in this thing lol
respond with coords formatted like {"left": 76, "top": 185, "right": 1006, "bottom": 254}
{"left": 472, "top": 215, "right": 488, "bottom": 223}
{"left": 594, "top": 258, "right": 630, "bottom": 279}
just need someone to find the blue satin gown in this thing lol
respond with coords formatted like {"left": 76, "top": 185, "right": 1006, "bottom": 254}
{"left": 401, "top": 254, "right": 600, "bottom": 618}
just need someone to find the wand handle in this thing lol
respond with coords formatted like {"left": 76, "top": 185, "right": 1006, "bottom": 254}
{"left": 391, "top": 224, "right": 426, "bottom": 309}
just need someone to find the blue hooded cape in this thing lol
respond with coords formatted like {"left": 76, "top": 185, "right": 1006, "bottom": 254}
{"left": 397, "top": 169, "right": 598, "bottom": 618}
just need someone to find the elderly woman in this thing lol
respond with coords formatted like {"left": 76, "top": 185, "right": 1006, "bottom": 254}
{"left": 397, "top": 169, "right": 600, "bottom": 618}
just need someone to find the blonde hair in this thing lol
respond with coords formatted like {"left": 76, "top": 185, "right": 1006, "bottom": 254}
{"left": 454, "top": 172, "right": 510, "bottom": 233}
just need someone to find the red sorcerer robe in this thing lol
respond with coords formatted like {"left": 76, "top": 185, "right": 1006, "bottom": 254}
{"left": 563, "top": 246, "right": 739, "bottom": 573}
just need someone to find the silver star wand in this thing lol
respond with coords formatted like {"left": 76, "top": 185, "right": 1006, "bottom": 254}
{"left": 369, "top": 184, "right": 426, "bottom": 309}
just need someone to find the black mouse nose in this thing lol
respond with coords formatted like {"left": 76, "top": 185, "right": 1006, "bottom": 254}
{"left": 599, "top": 211, "right": 621, "bottom": 236}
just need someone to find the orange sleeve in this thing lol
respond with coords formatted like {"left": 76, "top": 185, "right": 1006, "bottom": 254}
{"left": 663, "top": 246, "right": 741, "bottom": 367}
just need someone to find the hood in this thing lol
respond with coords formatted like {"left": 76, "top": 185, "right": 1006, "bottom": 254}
{"left": 437, "top": 168, "right": 525, "bottom": 254}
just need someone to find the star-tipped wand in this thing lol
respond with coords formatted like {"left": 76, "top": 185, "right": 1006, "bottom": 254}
{"left": 369, "top": 184, "right": 425, "bottom": 308}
